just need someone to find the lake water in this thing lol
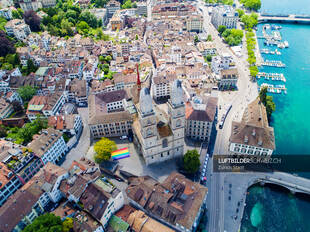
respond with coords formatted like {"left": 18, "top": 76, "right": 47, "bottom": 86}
{"left": 240, "top": 0, "right": 310, "bottom": 231}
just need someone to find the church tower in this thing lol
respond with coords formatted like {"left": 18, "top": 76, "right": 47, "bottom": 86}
{"left": 168, "top": 80, "right": 185, "bottom": 155}
{"left": 139, "top": 88, "right": 157, "bottom": 150}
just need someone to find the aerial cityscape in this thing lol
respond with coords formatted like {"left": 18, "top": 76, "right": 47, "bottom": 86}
{"left": 0, "top": 0, "right": 309, "bottom": 231}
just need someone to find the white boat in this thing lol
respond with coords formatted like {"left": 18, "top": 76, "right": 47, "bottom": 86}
{"left": 284, "top": 41, "right": 289, "bottom": 48}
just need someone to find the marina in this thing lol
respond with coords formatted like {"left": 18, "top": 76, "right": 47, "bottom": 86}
{"left": 256, "top": 72, "right": 286, "bottom": 82}
{"left": 260, "top": 48, "right": 281, "bottom": 55}
{"left": 259, "top": 83, "right": 287, "bottom": 94}
{"left": 261, "top": 60, "right": 286, "bottom": 67}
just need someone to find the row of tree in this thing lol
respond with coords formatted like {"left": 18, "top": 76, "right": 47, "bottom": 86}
{"left": 205, "top": 0, "right": 233, "bottom": 5}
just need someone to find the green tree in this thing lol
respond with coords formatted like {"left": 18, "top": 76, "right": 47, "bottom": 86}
{"left": 266, "top": 96, "right": 275, "bottom": 119}
{"left": 218, "top": 25, "right": 226, "bottom": 34}
{"left": 135, "top": 34, "right": 138, "bottom": 40}
{"left": 206, "top": 55, "right": 212, "bottom": 62}
{"left": 206, "top": 34, "right": 212, "bottom": 41}
{"left": 259, "top": 86, "right": 267, "bottom": 105}
{"left": 76, "top": 21, "right": 89, "bottom": 35}
{"left": 0, "top": 16, "right": 7, "bottom": 31}
{"left": 0, "top": 126, "right": 7, "bottom": 138}
{"left": 236, "top": 9, "right": 245, "bottom": 18}
{"left": 122, "top": 0, "right": 133, "bottom": 9}
{"left": 94, "top": 137, "right": 117, "bottom": 163}
{"left": 17, "top": 85, "right": 37, "bottom": 102}
{"left": 22, "top": 213, "right": 62, "bottom": 232}
{"left": 12, "top": 9, "right": 23, "bottom": 19}
{"left": 249, "top": 65, "right": 258, "bottom": 77}
{"left": 62, "top": 218, "right": 73, "bottom": 232}
{"left": 194, "top": 35, "right": 199, "bottom": 45}
{"left": 79, "top": 11, "right": 98, "bottom": 28}
{"left": 240, "top": 0, "right": 261, "bottom": 11}
{"left": 183, "top": 149, "right": 201, "bottom": 174}
{"left": 104, "top": 55, "right": 112, "bottom": 63}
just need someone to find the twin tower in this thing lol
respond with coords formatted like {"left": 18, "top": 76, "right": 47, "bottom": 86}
{"left": 135, "top": 80, "right": 185, "bottom": 165}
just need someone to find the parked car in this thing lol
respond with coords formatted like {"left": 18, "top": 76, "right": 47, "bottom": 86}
{"left": 120, "top": 135, "right": 128, "bottom": 140}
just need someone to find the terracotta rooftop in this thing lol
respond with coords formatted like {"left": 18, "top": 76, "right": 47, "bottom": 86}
{"left": 126, "top": 172, "right": 207, "bottom": 230}
{"left": 230, "top": 98, "right": 275, "bottom": 150}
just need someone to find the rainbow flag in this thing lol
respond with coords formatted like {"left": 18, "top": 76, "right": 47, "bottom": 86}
{"left": 111, "top": 148, "right": 130, "bottom": 160}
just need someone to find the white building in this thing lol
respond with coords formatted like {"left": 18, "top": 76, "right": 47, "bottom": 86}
{"left": 19, "top": 0, "right": 42, "bottom": 11}
{"left": 152, "top": 69, "right": 176, "bottom": 100}
{"left": 0, "top": 7, "right": 13, "bottom": 20}
{"left": 5, "top": 19, "right": 31, "bottom": 41}
{"left": 211, "top": 5, "right": 238, "bottom": 29}
{"left": 106, "top": 0, "right": 121, "bottom": 18}
{"left": 29, "top": 128, "right": 68, "bottom": 165}
{"left": 136, "top": 2, "right": 147, "bottom": 16}
{"left": 186, "top": 15, "right": 204, "bottom": 32}
{"left": 229, "top": 98, "right": 275, "bottom": 156}
{"left": 0, "top": 162, "right": 22, "bottom": 206}
{"left": 133, "top": 80, "right": 185, "bottom": 165}
{"left": 211, "top": 53, "right": 234, "bottom": 74}
{"left": 185, "top": 97, "right": 218, "bottom": 141}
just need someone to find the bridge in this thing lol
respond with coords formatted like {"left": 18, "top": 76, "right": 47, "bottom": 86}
{"left": 258, "top": 13, "right": 310, "bottom": 24}
{"left": 221, "top": 171, "right": 310, "bottom": 232}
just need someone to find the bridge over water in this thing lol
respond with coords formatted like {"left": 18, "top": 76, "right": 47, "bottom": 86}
{"left": 222, "top": 172, "right": 310, "bottom": 232}
{"left": 258, "top": 13, "right": 310, "bottom": 24}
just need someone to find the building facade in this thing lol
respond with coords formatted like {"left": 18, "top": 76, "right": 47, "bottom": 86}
{"left": 211, "top": 5, "right": 238, "bottom": 29}
{"left": 28, "top": 128, "right": 68, "bottom": 165}
{"left": 218, "top": 68, "right": 238, "bottom": 90}
{"left": 133, "top": 80, "right": 185, "bottom": 165}
{"left": 186, "top": 15, "right": 203, "bottom": 32}
{"left": 229, "top": 98, "right": 275, "bottom": 156}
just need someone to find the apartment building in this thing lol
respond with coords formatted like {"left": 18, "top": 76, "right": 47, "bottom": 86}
{"left": 185, "top": 97, "right": 218, "bottom": 141}
{"left": 66, "top": 79, "right": 88, "bottom": 106}
{"left": 0, "top": 98, "right": 14, "bottom": 119}
{"left": 229, "top": 98, "right": 275, "bottom": 156}
{"left": 218, "top": 68, "right": 238, "bottom": 90}
{"left": 88, "top": 90, "right": 133, "bottom": 139}
{"left": 211, "top": 5, "right": 238, "bottom": 29}
{"left": 5, "top": 19, "right": 31, "bottom": 40}
{"left": 28, "top": 128, "right": 68, "bottom": 165}
{"left": 152, "top": 69, "right": 177, "bottom": 100}
{"left": 106, "top": 0, "right": 121, "bottom": 18}
{"left": 186, "top": 15, "right": 204, "bottom": 32}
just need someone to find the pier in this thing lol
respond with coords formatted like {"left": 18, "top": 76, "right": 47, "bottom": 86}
{"left": 259, "top": 83, "right": 287, "bottom": 94}
{"left": 258, "top": 13, "right": 310, "bottom": 24}
{"left": 261, "top": 60, "right": 286, "bottom": 67}
{"left": 256, "top": 72, "right": 286, "bottom": 82}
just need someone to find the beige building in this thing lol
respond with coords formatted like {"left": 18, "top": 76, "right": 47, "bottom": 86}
{"left": 133, "top": 80, "right": 185, "bottom": 165}
{"left": 185, "top": 97, "right": 218, "bottom": 141}
{"left": 88, "top": 90, "right": 133, "bottom": 139}
{"left": 218, "top": 68, "right": 238, "bottom": 90}
{"left": 229, "top": 98, "right": 275, "bottom": 156}
{"left": 127, "top": 210, "right": 175, "bottom": 232}
{"left": 186, "top": 15, "right": 204, "bottom": 32}
{"left": 126, "top": 172, "right": 208, "bottom": 232}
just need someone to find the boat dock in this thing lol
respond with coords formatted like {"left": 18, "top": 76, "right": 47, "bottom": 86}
{"left": 259, "top": 83, "right": 287, "bottom": 94}
{"left": 261, "top": 60, "right": 286, "bottom": 67}
{"left": 260, "top": 48, "right": 281, "bottom": 55}
{"left": 256, "top": 72, "right": 286, "bottom": 82}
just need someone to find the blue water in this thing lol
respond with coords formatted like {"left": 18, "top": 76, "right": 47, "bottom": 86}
{"left": 240, "top": 1, "right": 310, "bottom": 231}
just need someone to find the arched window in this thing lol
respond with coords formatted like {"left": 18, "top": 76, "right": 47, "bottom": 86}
{"left": 147, "top": 128, "right": 152, "bottom": 136}
{"left": 162, "top": 138, "right": 168, "bottom": 148}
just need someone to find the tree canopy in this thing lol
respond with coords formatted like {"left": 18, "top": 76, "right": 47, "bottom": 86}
{"left": 0, "top": 31, "right": 16, "bottom": 57}
{"left": 241, "top": 13, "right": 258, "bottom": 31}
{"left": 22, "top": 213, "right": 62, "bottom": 232}
{"left": 94, "top": 137, "right": 117, "bottom": 163}
{"left": 122, "top": 0, "right": 133, "bottom": 9}
{"left": 240, "top": 0, "right": 261, "bottom": 11}
{"left": 259, "top": 87, "right": 275, "bottom": 120}
{"left": 17, "top": 85, "right": 37, "bottom": 102}
{"left": 23, "top": 10, "right": 41, "bottom": 32}
{"left": 183, "top": 149, "right": 201, "bottom": 174}
{"left": 205, "top": 0, "right": 233, "bottom": 5}
{"left": 7, "top": 117, "right": 48, "bottom": 144}
{"left": 221, "top": 28, "right": 244, "bottom": 46}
